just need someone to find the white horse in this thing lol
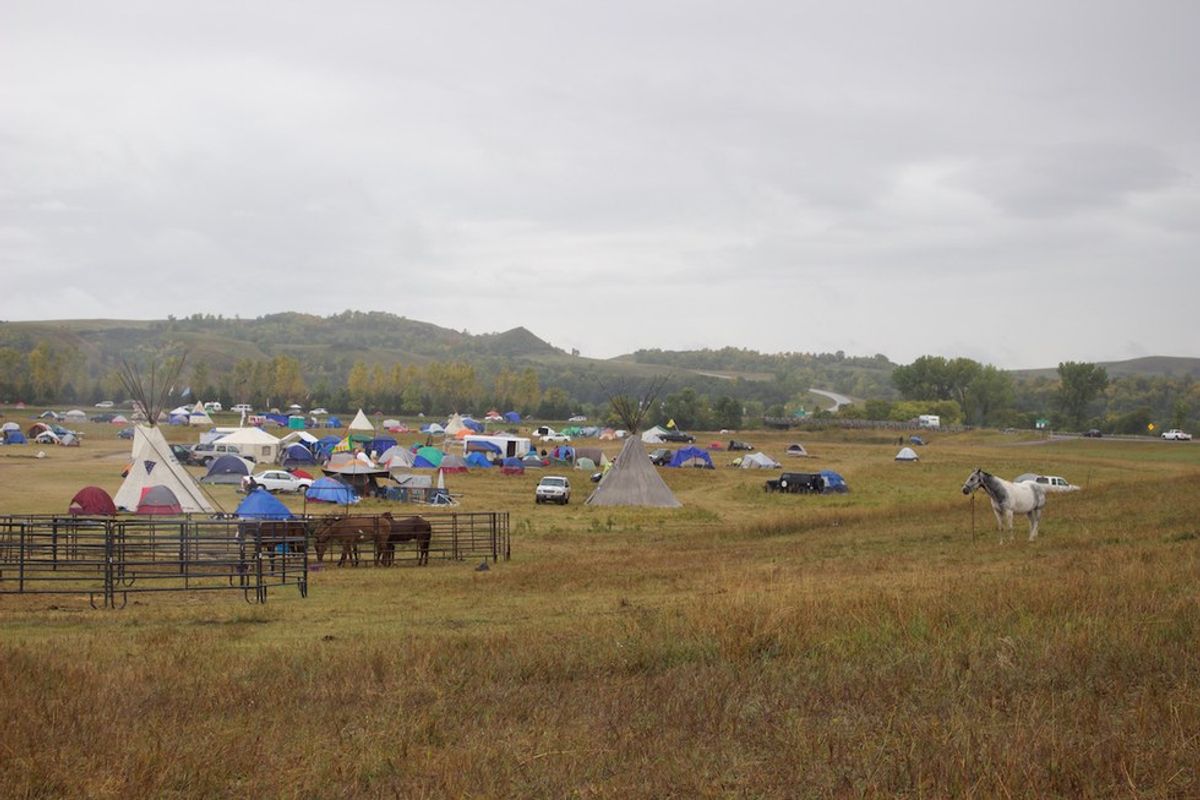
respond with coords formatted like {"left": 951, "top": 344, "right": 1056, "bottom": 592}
{"left": 962, "top": 468, "right": 1046, "bottom": 542}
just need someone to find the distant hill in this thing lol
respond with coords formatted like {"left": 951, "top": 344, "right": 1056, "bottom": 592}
{"left": 1011, "top": 356, "right": 1200, "bottom": 381}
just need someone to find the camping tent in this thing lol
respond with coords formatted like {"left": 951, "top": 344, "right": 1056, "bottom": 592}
{"left": 4, "top": 431, "right": 27, "bottom": 444}
{"left": 895, "top": 447, "right": 920, "bottom": 462}
{"left": 378, "top": 446, "right": 415, "bottom": 469}
{"left": 413, "top": 446, "right": 444, "bottom": 469}
{"left": 575, "top": 457, "right": 596, "bottom": 471}
{"left": 189, "top": 402, "right": 214, "bottom": 426}
{"left": 504, "top": 411, "right": 521, "bottom": 423}
{"left": 137, "top": 485, "right": 183, "bottom": 515}
{"left": 500, "top": 456, "right": 525, "bottom": 475}
{"left": 280, "top": 443, "right": 317, "bottom": 468}
{"left": 574, "top": 447, "right": 608, "bottom": 467}
{"left": 819, "top": 470, "right": 849, "bottom": 493}
{"left": 521, "top": 450, "right": 545, "bottom": 467}
{"left": 439, "top": 454, "right": 469, "bottom": 473}
{"left": 1, "top": 422, "right": 19, "bottom": 432}
{"left": 115, "top": 426, "right": 215, "bottom": 513}
{"left": 236, "top": 488, "right": 295, "bottom": 520}
{"left": 201, "top": 454, "right": 254, "bottom": 484}
{"left": 306, "top": 477, "right": 358, "bottom": 504}
{"left": 68, "top": 486, "right": 116, "bottom": 515}
{"left": 668, "top": 446, "right": 715, "bottom": 469}
{"left": 348, "top": 408, "right": 375, "bottom": 433}
{"left": 465, "top": 452, "right": 493, "bottom": 468}
{"left": 740, "top": 452, "right": 781, "bottom": 469}
{"left": 641, "top": 426, "right": 669, "bottom": 444}
{"left": 586, "top": 436, "right": 682, "bottom": 508}
{"left": 785, "top": 443, "right": 810, "bottom": 457}
{"left": 64, "top": 409, "right": 87, "bottom": 423}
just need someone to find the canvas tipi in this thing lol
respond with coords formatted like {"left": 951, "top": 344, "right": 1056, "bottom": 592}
{"left": 115, "top": 426, "right": 215, "bottom": 513}
{"left": 348, "top": 408, "right": 375, "bottom": 433}
{"left": 586, "top": 378, "right": 680, "bottom": 508}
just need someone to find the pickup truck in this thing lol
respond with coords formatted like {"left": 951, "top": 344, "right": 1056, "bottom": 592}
{"left": 535, "top": 476, "right": 571, "bottom": 505}
{"left": 1161, "top": 429, "right": 1192, "bottom": 441}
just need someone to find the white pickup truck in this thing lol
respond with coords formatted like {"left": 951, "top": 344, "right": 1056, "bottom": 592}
{"left": 1161, "top": 429, "right": 1193, "bottom": 441}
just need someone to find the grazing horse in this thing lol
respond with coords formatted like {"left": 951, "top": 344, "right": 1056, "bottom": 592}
{"left": 313, "top": 513, "right": 393, "bottom": 566}
{"left": 962, "top": 468, "right": 1046, "bottom": 542}
{"left": 376, "top": 515, "right": 433, "bottom": 566}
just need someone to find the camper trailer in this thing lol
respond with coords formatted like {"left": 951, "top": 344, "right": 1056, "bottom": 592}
{"left": 918, "top": 415, "right": 941, "bottom": 429}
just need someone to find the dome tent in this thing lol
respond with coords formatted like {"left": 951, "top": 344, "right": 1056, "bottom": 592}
{"left": 69, "top": 486, "right": 117, "bottom": 515}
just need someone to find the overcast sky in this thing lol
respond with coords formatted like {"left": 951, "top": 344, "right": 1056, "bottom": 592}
{"left": 2, "top": 1, "right": 1196, "bottom": 369}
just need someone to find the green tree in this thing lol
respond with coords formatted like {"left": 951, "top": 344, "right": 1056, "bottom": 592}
{"left": 536, "top": 387, "right": 572, "bottom": 419}
{"left": 712, "top": 396, "right": 742, "bottom": 430}
{"left": 1055, "top": 362, "right": 1108, "bottom": 428}
{"left": 963, "top": 365, "right": 1014, "bottom": 426}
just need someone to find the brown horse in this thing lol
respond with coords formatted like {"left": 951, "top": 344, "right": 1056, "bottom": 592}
{"left": 377, "top": 515, "right": 433, "bottom": 566}
{"left": 239, "top": 519, "right": 309, "bottom": 572}
{"left": 313, "top": 513, "right": 393, "bottom": 567}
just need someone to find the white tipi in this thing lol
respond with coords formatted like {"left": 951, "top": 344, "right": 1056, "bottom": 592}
{"left": 114, "top": 426, "right": 215, "bottom": 513}
{"left": 348, "top": 408, "right": 375, "bottom": 433}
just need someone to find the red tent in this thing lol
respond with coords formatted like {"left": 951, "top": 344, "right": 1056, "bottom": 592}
{"left": 137, "top": 485, "right": 183, "bottom": 515}
{"left": 68, "top": 486, "right": 117, "bottom": 515}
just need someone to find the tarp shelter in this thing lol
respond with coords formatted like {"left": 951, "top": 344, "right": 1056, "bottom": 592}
{"left": 201, "top": 455, "right": 254, "bottom": 484}
{"left": 280, "top": 443, "right": 317, "bottom": 468}
{"left": 465, "top": 439, "right": 502, "bottom": 455}
{"left": 215, "top": 427, "right": 282, "bottom": 463}
{"left": 669, "top": 446, "right": 715, "bottom": 469}
{"left": 413, "top": 446, "right": 444, "bottom": 469}
{"left": 236, "top": 489, "right": 295, "bottom": 520}
{"left": 137, "top": 485, "right": 183, "bottom": 515}
{"left": 326, "top": 451, "right": 379, "bottom": 471}
{"left": 115, "top": 426, "right": 215, "bottom": 513}
{"left": 785, "top": 443, "right": 810, "bottom": 457}
{"left": 280, "top": 430, "right": 319, "bottom": 448}
{"left": 69, "top": 486, "right": 116, "bottom": 515}
{"left": 740, "top": 452, "right": 781, "bottom": 469}
{"left": 306, "top": 477, "right": 358, "bottom": 504}
{"left": 504, "top": 411, "right": 521, "bottom": 423}
{"left": 819, "top": 470, "right": 849, "bottom": 493}
{"left": 348, "top": 409, "right": 375, "bottom": 433}
{"left": 463, "top": 418, "right": 484, "bottom": 433}
{"left": 895, "top": 447, "right": 920, "bottom": 462}
{"left": 315, "top": 435, "right": 341, "bottom": 459}
{"left": 587, "top": 436, "right": 682, "bottom": 508}
{"left": 500, "top": 457, "right": 525, "bottom": 475}
{"left": 465, "top": 452, "right": 493, "bottom": 468}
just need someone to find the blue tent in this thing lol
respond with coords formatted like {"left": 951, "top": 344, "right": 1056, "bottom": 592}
{"left": 465, "top": 439, "right": 502, "bottom": 454}
{"left": 236, "top": 488, "right": 295, "bottom": 519}
{"left": 281, "top": 443, "right": 317, "bottom": 467}
{"left": 465, "top": 452, "right": 493, "bottom": 468}
{"left": 306, "top": 477, "right": 358, "bottom": 504}
{"left": 315, "top": 435, "right": 341, "bottom": 459}
{"left": 168, "top": 413, "right": 188, "bottom": 425}
{"left": 5, "top": 431, "right": 27, "bottom": 444}
{"left": 549, "top": 445, "right": 575, "bottom": 463}
{"left": 264, "top": 413, "right": 289, "bottom": 427}
{"left": 669, "top": 446, "right": 715, "bottom": 469}
{"left": 325, "top": 416, "right": 342, "bottom": 428}
{"left": 463, "top": 418, "right": 484, "bottom": 433}
{"left": 202, "top": 454, "right": 252, "bottom": 484}
{"left": 819, "top": 470, "right": 850, "bottom": 493}
{"left": 501, "top": 456, "right": 524, "bottom": 468}
{"left": 504, "top": 411, "right": 521, "bottom": 423}
{"left": 367, "top": 436, "right": 397, "bottom": 456}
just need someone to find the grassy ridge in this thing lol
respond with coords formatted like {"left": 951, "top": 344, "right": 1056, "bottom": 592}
{"left": 0, "top": 423, "right": 1198, "bottom": 797}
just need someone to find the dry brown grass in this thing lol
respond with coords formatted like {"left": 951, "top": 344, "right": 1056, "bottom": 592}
{"left": 1, "top": 417, "right": 1198, "bottom": 797}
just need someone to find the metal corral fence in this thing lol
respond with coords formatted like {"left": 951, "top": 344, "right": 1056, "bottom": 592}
{"left": 0, "top": 511, "right": 509, "bottom": 608}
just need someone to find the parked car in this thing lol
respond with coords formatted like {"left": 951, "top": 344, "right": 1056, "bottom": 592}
{"left": 241, "top": 470, "right": 313, "bottom": 494}
{"left": 568, "top": 415, "right": 588, "bottom": 423}
{"left": 94, "top": 400, "right": 114, "bottom": 408}
{"left": 541, "top": 432, "right": 571, "bottom": 442}
{"left": 191, "top": 441, "right": 250, "bottom": 465}
{"left": 727, "top": 440, "right": 754, "bottom": 451}
{"left": 1082, "top": 429, "right": 1103, "bottom": 438}
{"left": 534, "top": 476, "right": 571, "bottom": 505}
{"left": 1161, "top": 429, "right": 1192, "bottom": 441}
{"left": 170, "top": 444, "right": 203, "bottom": 465}
{"left": 659, "top": 430, "right": 695, "bottom": 443}
{"left": 231, "top": 403, "right": 253, "bottom": 413}
{"left": 1015, "top": 474, "right": 1080, "bottom": 492}
{"left": 90, "top": 413, "right": 117, "bottom": 423}
{"left": 203, "top": 401, "right": 223, "bottom": 412}
{"left": 648, "top": 448, "right": 673, "bottom": 466}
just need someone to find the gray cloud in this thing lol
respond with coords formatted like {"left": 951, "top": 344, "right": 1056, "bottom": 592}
{"left": 1, "top": 1, "right": 1197, "bottom": 369}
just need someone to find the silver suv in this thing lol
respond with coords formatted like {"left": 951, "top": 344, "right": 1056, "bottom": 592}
{"left": 535, "top": 476, "right": 571, "bottom": 505}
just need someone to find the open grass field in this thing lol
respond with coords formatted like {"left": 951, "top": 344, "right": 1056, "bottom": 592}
{"left": 1, "top": 414, "right": 1198, "bottom": 798}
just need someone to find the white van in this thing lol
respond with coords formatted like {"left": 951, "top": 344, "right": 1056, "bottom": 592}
{"left": 918, "top": 415, "right": 941, "bottom": 429}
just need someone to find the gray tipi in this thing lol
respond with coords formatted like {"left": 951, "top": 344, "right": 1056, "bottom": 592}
{"left": 586, "top": 435, "right": 681, "bottom": 507}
